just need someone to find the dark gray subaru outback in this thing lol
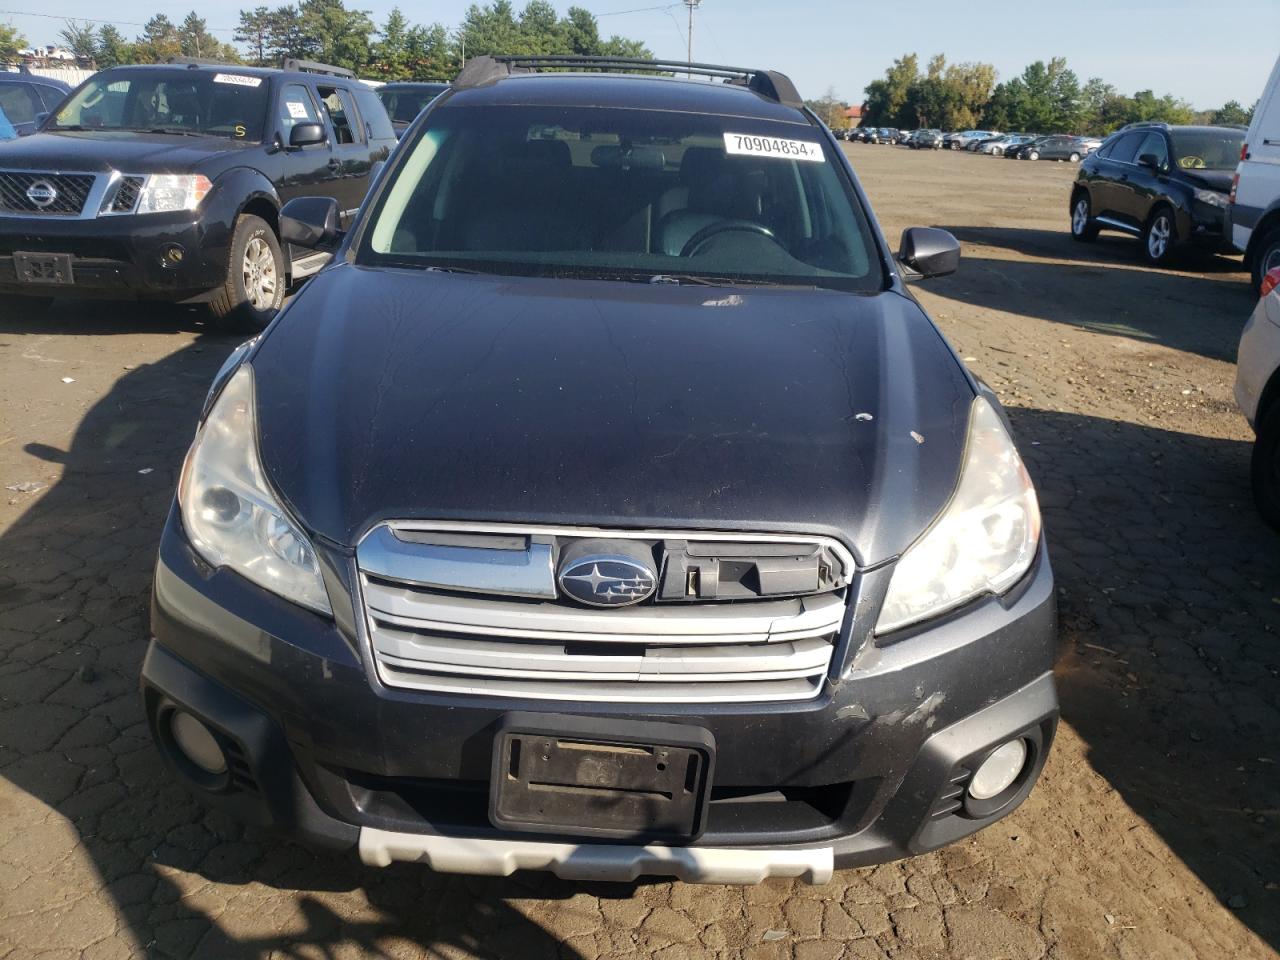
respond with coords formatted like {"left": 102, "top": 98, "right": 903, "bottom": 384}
{"left": 143, "top": 56, "right": 1057, "bottom": 884}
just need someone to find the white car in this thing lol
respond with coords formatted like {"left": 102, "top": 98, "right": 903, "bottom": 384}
{"left": 1231, "top": 52, "right": 1280, "bottom": 294}
{"left": 1235, "top": 266, "right": 1280, "bottom": 527}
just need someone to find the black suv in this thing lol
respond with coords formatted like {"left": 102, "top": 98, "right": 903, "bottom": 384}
{"left": 0, "top": 59, "right": 396, "bottom": 327}
{"left": 1070, "top": 122, "right": 1244, "bottom": 265}
{"left": 142, "top": 55, "right": 1058, "bottom": 884}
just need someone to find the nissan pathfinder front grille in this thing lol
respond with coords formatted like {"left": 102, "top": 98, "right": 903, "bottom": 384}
{"left": 356, "top": 522, "right": 854, "bottom": 703}
{"left": 0, "top": 171, "right": 97, "bottom": 215}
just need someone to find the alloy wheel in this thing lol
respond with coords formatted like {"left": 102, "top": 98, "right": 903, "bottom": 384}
{"left": 1147, "top": 215, "right": 1172, "bottom": 260}
{"left": 242, "top": 237, "right": 277, "bottom": 311}
{"left": 1072, "top": 199, "right": 1090, "bottom": 235}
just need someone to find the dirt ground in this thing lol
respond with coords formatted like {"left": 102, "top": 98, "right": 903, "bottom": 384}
{"left": 1, "top": 145, "right": 1277, "bottom": 960}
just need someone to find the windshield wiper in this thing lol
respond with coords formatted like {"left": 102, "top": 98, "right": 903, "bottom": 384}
{"left": 648, "top": 274, "right": 780, "bottom": 287}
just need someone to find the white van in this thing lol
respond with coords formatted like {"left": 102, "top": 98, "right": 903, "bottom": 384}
{"left": 1232, "top": 52, "right": 1280, "bottom": 294}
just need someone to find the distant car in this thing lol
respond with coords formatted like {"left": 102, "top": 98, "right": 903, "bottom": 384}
{"left": 855, "top": 127, "right": 874, "bottom": 142}
{"left": 983, "top": 134, "right": 1035, "bottom": 156}
{"left": 946, "top": 130, "right": 995, "bottom": 150}
{"left": 1070, "top": 122, "right": 1244, "bottom": 265}
{"left": 0, "top": 72, "right": 72, "bottom": 137}
{"left": 1017, "top": 135, "right": 1091, "bottom": 162}
{"left": 873, "top": 127, "right": 899, "bottom": 144}
{"left": 909, "top": 129, "right": 943, "bottom": 149}
{"left": 1235, "top": 265, "right": 1280, "bottom": 527}
{"left": 1007, "top": 136, "right": 1051, "bottom": 160}
{"left": 376, "top": 80, "right": 450, "bottom": 138}
{"left": 967, "top": 134, "right": 1004, "bottom": 152}
{"left": 1230, "top": 50, "right": 1280, "bottom": 294}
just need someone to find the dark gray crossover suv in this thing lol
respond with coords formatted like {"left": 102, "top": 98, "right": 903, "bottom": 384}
{"left": 142, "top": 55, "right": 1058, "bottom": 884}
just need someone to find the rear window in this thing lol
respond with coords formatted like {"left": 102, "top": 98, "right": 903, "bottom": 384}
{"left": 359, "top": 104, "right": 883, "bottom": 292}
{"left": 1169, "top": 128, "right": 1245, "bottom": 171}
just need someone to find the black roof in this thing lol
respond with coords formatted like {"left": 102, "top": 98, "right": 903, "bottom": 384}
{"left": 446, "top": 55, "right": 808, "bottom": 124}
{"left": 1, "top": 72, "right": 72, "bottom": 91}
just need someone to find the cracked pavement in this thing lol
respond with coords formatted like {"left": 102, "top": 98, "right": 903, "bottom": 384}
{"left": 1, "top": 146, "right": 1277, "bottom": 959}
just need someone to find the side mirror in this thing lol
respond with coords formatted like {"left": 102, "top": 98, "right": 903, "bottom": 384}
{"left": 279, "top": 196, "right": 341, "bottom": 250}
{"left": 1137, "top": 153, "right": 1161, "bottom": 170}
{"left": 34, "top": 112, "right": 49, "bottom": 129}
{"left": 288, "top": 122, "right": 325, "bottom": 149}
{"left": 898, "top": 227, "right": 960, "bottom": 280}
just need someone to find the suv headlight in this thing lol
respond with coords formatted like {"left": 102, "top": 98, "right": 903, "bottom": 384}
{"left": 1193, "top": 188, "right": 1228, "bottom": 209}
{"left": 876, "top": 397, "right": 1040, "bottom": 635}
{"left": 178, "top": 365, "right": 332, "bottom": 615}
{"left": 136, "top": 174, "right": 212, "bottom": 214}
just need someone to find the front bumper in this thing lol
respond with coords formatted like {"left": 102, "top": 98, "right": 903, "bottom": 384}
{"left": 143, "top": 507, "right": 1059, "bottom": 881}
{"left": 0, "top": 209, "right": 230, "bottom": 300}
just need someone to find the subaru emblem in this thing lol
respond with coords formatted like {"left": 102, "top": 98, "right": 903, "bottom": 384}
{"left": 558, "top": 555, "right": 657, "bottom": 608}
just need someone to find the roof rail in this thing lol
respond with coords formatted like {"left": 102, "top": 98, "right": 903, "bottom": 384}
{"left": 453, "top": 55, "right": 803, "bottom": 109}
{"left": 281, "top": 57, "right": 356, "bottom": 79}
{"left": 165, "top": 55, "right": 238, "bottom": 68}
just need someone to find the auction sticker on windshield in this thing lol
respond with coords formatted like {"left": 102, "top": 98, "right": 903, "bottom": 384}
{"left": 724, "top": 133, "right": 825, "bottom": 162}
{"left": 214, "top": 74, "right": 263, "bottom": 87}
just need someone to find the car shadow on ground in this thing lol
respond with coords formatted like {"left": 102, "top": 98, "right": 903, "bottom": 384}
{"left": 3, "top": 297, "right": 211, "bottom": 336}
{"left": 0, "top": 300, "right": 595, "bottom": 958}
{"left": 1008, "top": 405, "right": 1280, "bottom": 948}
{"left": 924, "top": 226, "right": 1253, "bottom": 362}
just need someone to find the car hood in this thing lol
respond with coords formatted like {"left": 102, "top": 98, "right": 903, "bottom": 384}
{"left": 250, "top": 265, "right": 975, "bottom": 564}
{"left": 0, "top": 130, "right": 250, "bottom": 172}
{"left": 1182, "top": 169, "right": 1233, "bottom": 193}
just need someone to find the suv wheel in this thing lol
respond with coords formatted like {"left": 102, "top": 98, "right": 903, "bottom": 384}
{"left": 1253, "top": 401, "right": 1280, "bottom": 530}
{"left": 1252, "top": 226, "right": 1280, "bottom": 296}
{"left": 208, "top": 214, "right": 285, "bottom": 331}
{"left": 1142, "top": 207, "right": 1176, "bottom": 266}
{"left": 1068, "top": 152, "right": 1081, "bottom": 162}
{"left": 1070, "top": 194, "right": 1099, "bottom": 242}
{"left": 1026, "top": 150, "right": 1039, "bottom": 161}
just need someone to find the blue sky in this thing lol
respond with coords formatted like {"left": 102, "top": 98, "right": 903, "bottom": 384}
{"left": 5, "top": 0, "right": 1274, "bottom": 109}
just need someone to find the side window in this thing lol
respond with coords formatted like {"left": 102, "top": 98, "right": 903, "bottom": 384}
{"left": 353, "top": 86, "right": 395, "bottom": 143}
{"left": 0, "top": 84, "right": 39, "bottom": 125}
{"left": 35, "top": 85, "right": 66, "bottom": 112}
{"left": 1136, "top": 132, "right": 1169, "bottom": 169}
{"left": 279, "top": 83, "right": 320, "bottom": 132}
{"left": 317, "top": 86, "right": 363, "bottom": 145}
{"left": 1108, "top": 133, "right": 1143, "bottom": 164}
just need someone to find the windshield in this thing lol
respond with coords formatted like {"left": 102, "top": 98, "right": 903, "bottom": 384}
{"left": 51, "top": 70, "right": 269, "bottom": 140}
{"left": 359, "top": 104, "right": 883, "bottom": 291}
{"left": 1169, "top": 129, "right": 1245, "bottom": 171}
{"left": 377, "top": 84, "right": 449, "bottom": 126}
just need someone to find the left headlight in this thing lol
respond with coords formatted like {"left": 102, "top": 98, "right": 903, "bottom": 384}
{"left": 1193, "top": 188, "right": 1229, "bottom": 209}
{"left": 876, "top": 397, "right": 1041, "bottom": 635}
{"left": 137, "top": 174, "right": 213, "bottom": 214}
{"left": 178, "top": 364, "right": 332, "bottom": 615}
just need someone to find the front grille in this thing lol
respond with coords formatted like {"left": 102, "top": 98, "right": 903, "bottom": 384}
{"left": 356, "top": 523, "right": 854, "bottom": 704}
{"left": 0, "top": 171, "right": 97, "bottom": 215}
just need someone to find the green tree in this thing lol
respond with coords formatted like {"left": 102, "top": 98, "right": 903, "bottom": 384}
{"left": 179, "top": 12, "right": 217, "bottom": 59}
{"left": 1211, "top": 99, "right": 1254, "bottom": 126}
{"left": 862, "top": 53, "right": 919, "bottom": 127}
{"left": 96, "top": 25, "right": 134, "bottom": 67}
{"left": 235, "top": 7, "right": 272, "bottom": 65}
{"left": 136, "top": 14, "right": 182, "bottom": 62}
{"left": 405, "top": 22, "right": 452, "bottom": 78}
{"left": 0, "top": 22, "right": 25, "bottom": 62}
{"left": 806, "top": 86, "right": 848, "bottom": 129}
{"left": 373, "top": 8, "right": 411, "bottom": 79}
{"left": 266, "top": 6, "right": 305, "bottom": 61}
{"left": 561, "top": 6, "right": 599, "bottom": 55}
{"left": 59, "top": 20, "right": 98, "bottom": 61}
{"left": 297, "top": 0, "right": 375, "bottom": 71}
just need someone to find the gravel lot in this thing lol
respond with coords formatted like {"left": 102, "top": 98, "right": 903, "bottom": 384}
{"left": 1, "top": 145, "right": 1277, "bottom": 960}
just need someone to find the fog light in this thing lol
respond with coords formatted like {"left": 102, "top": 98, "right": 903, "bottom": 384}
{"left": 169, "top": 711, "right": 227, "bottom": 775}
{"left": 160, "top": 244, "right": 185, "bottom": 268}
{"left": 968, "top": 739, "right": 1027, "bottom": 800}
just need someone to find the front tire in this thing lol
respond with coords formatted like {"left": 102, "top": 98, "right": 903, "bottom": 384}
{"left": 207, "top": 214, "right": 285, "bottom": 332}
{"left": 1069, "top": 152, "right": 1081, "bottom": 162}
{"left": 1142, "top": 206, "right": 1177, "bottom": 266}
{"left": 1071, "top": 193, "right": 1099, "bottom": 242}
{"left": 1252, "top": 401, "right": 1280, "bottom": 530}
{"left": 1251, "top": 226, "right": 1280, "bottom": 296}
{"left": 1027, "top": 150, "right": 1039, "bottom": 161}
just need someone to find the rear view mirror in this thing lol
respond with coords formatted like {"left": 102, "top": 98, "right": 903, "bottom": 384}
{"left": 289, "top": 122, "right": 325, "bottom": 148}
{"left": 280, "top": 196, "right": 341, "bottom": 250}
{"left": 898, "top": 227, "right": 960, "bottom": 280}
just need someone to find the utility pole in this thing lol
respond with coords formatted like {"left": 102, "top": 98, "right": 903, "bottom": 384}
{"left": 684, "top": 0, "right": 701, "bottom": 76}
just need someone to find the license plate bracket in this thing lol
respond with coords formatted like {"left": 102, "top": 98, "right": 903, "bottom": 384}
{"left": 490, "top": 712, "right": 715, "bottom": 842}
{"left": 14, "top": 251, "right": 74, "bottom": 285}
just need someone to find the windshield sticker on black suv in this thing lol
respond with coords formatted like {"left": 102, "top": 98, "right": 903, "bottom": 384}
{"left": 214, "top": 74, "right": 263, "bottom": 88}
{"left": 724, "top": 133, "right": 824, "bottom": 162}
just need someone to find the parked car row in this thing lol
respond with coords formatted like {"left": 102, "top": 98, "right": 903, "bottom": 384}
{"left": 843, "top": 125, "right": 1101, "bottom": 162}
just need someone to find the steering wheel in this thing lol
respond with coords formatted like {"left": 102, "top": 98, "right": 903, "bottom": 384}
{"left": 680, "top": 221, "right": 776, "bottom": 257}
{"left": 1178, "top": 156, "right": 1206, "bottom": 169}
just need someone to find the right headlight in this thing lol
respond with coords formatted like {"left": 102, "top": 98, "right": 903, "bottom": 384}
{"left": 876, "top": 397, "right": 1041, "bottom": 635}
{"left": 178, "top": 364, "right": 332, "bottom": 615}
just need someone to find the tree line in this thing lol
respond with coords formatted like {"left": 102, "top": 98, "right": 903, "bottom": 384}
{"left": 5, "top": 0, "right": 652, "bottom": 82}
{"left": 858, "top": 53, "right": 1254, "bottom": 135}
